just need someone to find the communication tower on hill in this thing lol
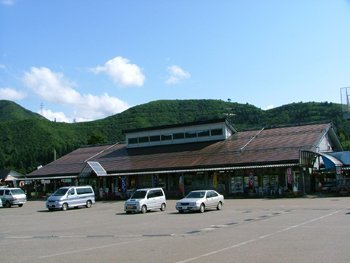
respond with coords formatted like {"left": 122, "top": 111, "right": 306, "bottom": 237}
{"left": 340, "top": 87, "right": 350, "bottom": 120}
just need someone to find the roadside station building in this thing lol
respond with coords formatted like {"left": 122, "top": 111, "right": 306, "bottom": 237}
{"left": 26, "top": 119, "right": 348, "bottom": 199}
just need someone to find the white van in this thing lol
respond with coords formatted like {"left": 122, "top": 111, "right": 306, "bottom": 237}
{"left": 124, "top": 188, "right": 166, "bottom": 214}
{"left": 46, "top": 186, "right": 95, "bottom": 211}
{"left": 0, "top": 187, "right": 27, "bottom": 208}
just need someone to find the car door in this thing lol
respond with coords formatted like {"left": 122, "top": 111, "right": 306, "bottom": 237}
{"left": 210, "top": 191, "right": 220, "bottom": 208}
{"left": 67, "top": 188, "right": 78, "bottom": 207}
{"left": 146, "top": 190, "right": 156, "bottom": 209}
{"left": 206, "top": 191, "right": 217, "bottom": 209}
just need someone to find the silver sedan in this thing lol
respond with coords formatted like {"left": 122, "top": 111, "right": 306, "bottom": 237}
{"left": 175, "top": 190, "right": 224, "bottom": 213}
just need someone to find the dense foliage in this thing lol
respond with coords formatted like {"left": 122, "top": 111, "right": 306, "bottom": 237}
{"left": 1, "top": 99, "right": 350, "bottom": 174}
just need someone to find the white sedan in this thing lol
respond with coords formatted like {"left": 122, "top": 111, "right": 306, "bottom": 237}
{"left": 175, "top": 190, "right": 224, "bottom": 213}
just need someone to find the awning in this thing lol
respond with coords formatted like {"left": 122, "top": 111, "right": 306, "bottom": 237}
{"left": 300, "top": 150, "right": 343, "bottom": 170}
{"left": 327, "top": 151, "right": 350, "bottom": 166}
{"left": 80, "top": 161, "right": 107, "bottom": 177}
{"left": 108, "top": 163, "right": 299, "bottom": 176}
{"left": 24, "top": 175, "right": 77, "bottom": 180}
{"left": 319, "top": 152, "right": 343, "bottom": 169}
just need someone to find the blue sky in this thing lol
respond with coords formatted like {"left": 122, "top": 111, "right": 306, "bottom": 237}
{"left": 1, "top": 0, "right": 350, "bottom": 122}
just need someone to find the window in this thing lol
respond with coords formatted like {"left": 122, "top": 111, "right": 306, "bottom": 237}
{"left": 173, "top": 132, "right": 185, "bottom": 139}
{"left": 139, "top": 136, "right": 149, "bottom": 143}
{"left": 150, "top": 135, "right": 161, "bottom": 142}
{"left": 198, "top": 130, "right": 210, "bottom": 137}
{"left": 147, "top": 190, "right": 155, "bottom": 199}
{"left": 211, "top": 128, "right": 223, "bottom": 136}
{"left": 128, "top": 138, "right": 138, "bottom": 144}
{"left": 185, "top": 131, "right": 197, "bottom": 138}
{"left": 154, "top": 190, "right": 163, "bottom": 197}
{"left": 161, "top": 134, "right": 172, "bottom": 141}
{"left": 77, "top": 188, "right": 93, "bottom": 195}
{"left": 210, "top": 191, "right": 218, "bottom": 197}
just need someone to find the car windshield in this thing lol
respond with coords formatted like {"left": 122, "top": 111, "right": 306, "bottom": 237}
{"left": 11, "top": 189, "right": 24, "bottom": 195}
{"left": 186, "top": 191, "right": 206, "bottom": 198}
{"left": 52, "top": 188, "right": 69, "bottom": 196}
{"left": 131, "top": 190, "right": 147, "bottom": 199}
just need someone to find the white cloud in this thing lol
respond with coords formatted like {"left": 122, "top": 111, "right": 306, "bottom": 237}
{"left": 23, "top": 67, "right": 130, "bottom": 122}
{"left": 23, "top": 67, "right": 80, "bottom": 104}
{"left": 0, "top": 87, "right": 26, "bottom": 100}
{"left": 92, "top": 56, "right": 145, "bottom": 87}
{"left": 75, "top": 93, "right": 129, "bottom": 121}
{"left": 39, "top": 109, "right": 70, "bottom": 123}
{"left": 165, "top": 65, "right": 190, "bottom": 85}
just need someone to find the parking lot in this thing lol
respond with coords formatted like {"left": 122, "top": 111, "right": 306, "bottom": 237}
{"left": 1, "top": 197, "right": 350, "bottom": 263}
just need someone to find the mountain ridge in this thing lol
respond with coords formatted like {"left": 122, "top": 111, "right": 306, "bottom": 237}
{"left": 0, "top": 99, "right": 348, "bottom": 173}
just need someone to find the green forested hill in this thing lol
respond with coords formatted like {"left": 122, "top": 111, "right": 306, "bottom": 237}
{"left": 0, "top": 100, "right": 45, "bottom": 121}
{"left": 1, "top": 99, "right": 349, "bottom": 174}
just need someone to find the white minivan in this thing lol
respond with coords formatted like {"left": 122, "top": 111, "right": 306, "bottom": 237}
{"left": 124, "top": 188, "right": 166, "bottom": 214}
{"left": 46, "top": 186, "right": 95, "bottom": 211}
{"left": 0, "top": 187, "right": 27, "bottom": 208}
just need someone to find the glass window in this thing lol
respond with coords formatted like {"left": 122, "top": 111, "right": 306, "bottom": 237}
{"left": 139, "top": 136, "right": 149, "bottom": 143}
{"left": 198, "top": 130, "right": 210, "bottom": 137}
{"left": 185, "top": 131, "right": 197, "bottom": 138}
{"left": 150, "top": 135, "right": 160, "bottom": 142}
{"left": 173, "top": 132, "right": 185, "bottom": 139}
{"left": 131, "top": 190, "right": 146, "bottom": 199}
{"left": 128, "top": 138, "right": 138, "bottom": 144}
{"left": 211, "top": 128, "right": 223, "bottom": 136}
{"left": 161, "top": 134, "right": 172, "bottom": 141}
{"left": 11, "top": 189, "right": 25, "bottom": 195}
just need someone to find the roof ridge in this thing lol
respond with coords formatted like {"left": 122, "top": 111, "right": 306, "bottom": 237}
{"left": 84, "top": 143, "right": 119, "bottom": 162}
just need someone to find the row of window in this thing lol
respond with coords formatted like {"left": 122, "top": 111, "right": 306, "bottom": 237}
{"left": 128, "top": 128, "right": 223, "bottom": 145}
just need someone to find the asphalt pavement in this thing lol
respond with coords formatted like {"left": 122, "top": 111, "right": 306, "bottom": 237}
{"left": 1, "top": 197, "right": 350, "bottom": 263}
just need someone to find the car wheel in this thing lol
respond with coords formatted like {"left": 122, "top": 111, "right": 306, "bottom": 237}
{"left": 141, "top": 205, "right": 147, "bottom": 214}
{"left": 18, "top": 204, "right": 23, "bottom": 207}
{"left": 126, "top": 211, "right": 131, "bottom": 214}
{"left": 160, "top": 203, "right": 166, "bottom": 211}
{"left": 86, "top": 200, "right": 92, "bottom": 208}
{"left": 4, "top": 201, "right": 11, "bottom": 208}
{"left": 62, "top": 203, "right": 68, "bottom": 211}
{"left": 199, "top": 203, "right": 205, "bottom": 213}
{"left": 217, "top": 201, "right": 222, "bottom": 210}
{"left": 178, "top": 210, "right": 184, "bottom": 214}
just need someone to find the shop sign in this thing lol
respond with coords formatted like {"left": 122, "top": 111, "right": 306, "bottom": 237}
{"left": 41, "top": 180, "right": 51, "bottom": 184}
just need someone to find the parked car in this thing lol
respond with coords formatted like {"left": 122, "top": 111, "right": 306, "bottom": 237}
{"left": 0, "top": 196, "right": 3, "bottom": 208}
{"left": 175, "top": 190, "right": 224, "bottom": 213}
{"left": 46, "top": 186, "right": 95, "bottom": 211}
{"left": 0, "top": 187, "right": 27, "bottom": 208}
{"left": 124, "top": 188, "right": 166, "bottom": 214}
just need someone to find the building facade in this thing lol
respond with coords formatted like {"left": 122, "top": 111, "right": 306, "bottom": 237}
{"left": 26, "top": 119, "right": 347, "bottom": 199}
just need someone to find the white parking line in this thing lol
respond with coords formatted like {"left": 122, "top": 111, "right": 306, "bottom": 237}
{"left": 176, "top": 209, "right": 342, "bottom": 263}
{"left": 38, "top": 238, "right": 147, "bottom": 259}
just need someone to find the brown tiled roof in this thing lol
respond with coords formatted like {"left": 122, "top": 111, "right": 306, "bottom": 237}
{"left": 27, "top": 144, "right": 122, "bottom": 177}
{"left": 27, "top": 123, "right": 332, "bottom": 177}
